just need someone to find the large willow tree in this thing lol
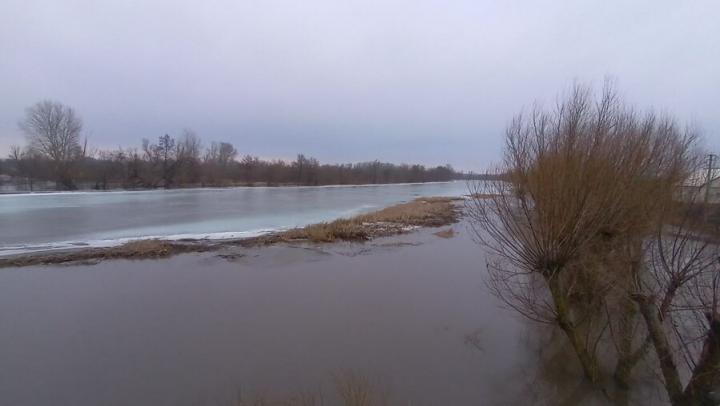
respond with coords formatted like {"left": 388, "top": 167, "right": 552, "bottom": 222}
{"left": 469, "top": 82, "right": 719, "bottom": 405}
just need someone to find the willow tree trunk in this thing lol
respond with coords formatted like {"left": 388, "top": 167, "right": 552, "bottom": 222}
{"left": 546, "top": 272, "right": 600, "bottom": 383}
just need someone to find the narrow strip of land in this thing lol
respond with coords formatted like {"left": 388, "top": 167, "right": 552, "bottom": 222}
{"left": 0, "top": 197, "right": 463, "bottom": 268}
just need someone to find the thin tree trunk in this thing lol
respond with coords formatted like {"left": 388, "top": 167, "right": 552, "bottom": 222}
{"left": 614, "top": 254, "right": 651, "bottom": 388}
{"left": 683, "top": 315, "right": 720, "bottom": 405}
{"left": 635, "top": 295, "right": 685, "bottom": 405}
{"left": 546, "top": 272, "right": 600, "bottom": 383}
{"left": 614, "top": 297, "right": 637, "bottom": 388}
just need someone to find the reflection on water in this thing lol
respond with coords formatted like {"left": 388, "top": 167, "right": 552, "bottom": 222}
{"left": 505, "top": 324, "right": 667, "bottom": 406}
{"left": 0, "top": 219, "right": 667, "bottom": 405}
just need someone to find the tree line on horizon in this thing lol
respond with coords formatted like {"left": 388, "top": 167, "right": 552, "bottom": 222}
{"left": 0, "top": 100, "right": 488, "bottom": 191}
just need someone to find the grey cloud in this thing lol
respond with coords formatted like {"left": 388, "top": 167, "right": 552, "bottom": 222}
{"left": 1, "top": 0, "right": 718, "bottom": 171}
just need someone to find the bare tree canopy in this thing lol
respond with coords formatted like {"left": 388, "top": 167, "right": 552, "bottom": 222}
{"left": 2, "top": 127, "right": 470, "bottom": 191}
{"left": 19, "top": 100, "right": 83, "bottom": 163}
{"left": 18, "top": 100, "right": 84, "bottom": 189}
{"left": 468, "top": 82, "right": 720, "bottom": 405}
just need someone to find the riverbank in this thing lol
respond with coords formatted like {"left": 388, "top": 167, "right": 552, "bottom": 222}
{"left": 0, "top": 197, "right": 463, "bottom": 268}
{"left": 0, "top": 181, "right": 472, "bottom": 257}
{"left": 0, "top": 180, "right": 471, "bottom": 195}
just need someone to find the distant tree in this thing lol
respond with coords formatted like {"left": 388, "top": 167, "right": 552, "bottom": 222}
{"left": 204, "top": 142, "right": 236, "bottom": 165}
{"left": 143, "top": 134, "right": 177, "bottom": 188}
{"left": 203, "top": 141, "right": 237, "bottom": 185}
{"left": 240, "top": 155, "right": 259, "bottom": 184}
{"left": 19, "top": 100, "right": 84, "bottom": 189}
{"left": 8, "top": 145, "right": 44, "bottom": 191}
{"left": 218, "top": 142, "right": 237, "bottom": 166}
{"left": 294, "top": 154, "right": 319, "bottom": 185}
{"left": 295, "top": 154, "right": 308, "bottom": 184}
{"left": 87, "top": 149, "right": 128, "bottom": 190}
{"left": 176, "top": 129, "right": 203, "bottom": 184}
{"left": 125, "top": 148, "right": 144, "bottom": 188}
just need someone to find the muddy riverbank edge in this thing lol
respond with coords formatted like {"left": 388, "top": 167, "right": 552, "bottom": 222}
{"left": 0, "top": 196, "right": 467, "bottom": 268}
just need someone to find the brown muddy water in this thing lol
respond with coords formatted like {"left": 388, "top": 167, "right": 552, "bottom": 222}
{"left": 0, "top": 220, "right": 665, "bottom": 405}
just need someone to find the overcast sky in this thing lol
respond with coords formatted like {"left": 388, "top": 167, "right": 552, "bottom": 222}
{"left": 1, "top": 1, "right": 718, "bottom": 171}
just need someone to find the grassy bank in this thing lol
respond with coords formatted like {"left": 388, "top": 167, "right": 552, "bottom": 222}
{"left": 260, "top": 196, "right": 461, "bottom": 243}
{"left": 0, "top": 197, "right": 462, "bottom": 268}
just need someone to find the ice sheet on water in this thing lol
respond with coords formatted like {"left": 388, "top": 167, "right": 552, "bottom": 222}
{"left": 0, "top": 181, "right": 470, "bottom": 256}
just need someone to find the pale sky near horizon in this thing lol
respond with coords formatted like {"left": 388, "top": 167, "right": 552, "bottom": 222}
{"left": 1, "top": 1, "right": 718, "bottom": 171}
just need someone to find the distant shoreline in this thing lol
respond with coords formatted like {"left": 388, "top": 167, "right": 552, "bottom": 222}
{"left": 0, "top": 179, "right": 475, "bottom": 196}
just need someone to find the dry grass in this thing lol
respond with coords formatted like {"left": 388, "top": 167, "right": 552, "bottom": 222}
{"left": 357, "top": 196, "right": 459, "bottom": 226}
{"left": 107, "top": 239, "right": 175, "bottom": 258}
{"left": 276, "top": 197, "right": 461, "bottom": 243}
{"left": 334, "top": 370, "right": 389, "bottom": 406}
{"left": 433, "top": 228, "right": 455, "bottom": 239}
{"left": 233, "top": 391, "right": 322, "bottom": 406}
{"left": 0, "top": 239, "right": 206, "bottom": 268}
{"left": 230, "top": 371, "right": 389, "bottom": 406}
{"left": 281, "top": 219, "right": 369, "bottom": 242}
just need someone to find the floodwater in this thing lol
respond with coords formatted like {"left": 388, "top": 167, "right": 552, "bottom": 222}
{"left": 0, "top": 182, "right": 469, "bottom": 256}
{"left": 0, "top": 220, "right": 665, "bottom": 405}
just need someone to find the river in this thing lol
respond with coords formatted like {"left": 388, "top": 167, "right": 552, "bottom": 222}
{"left": 0, "top": 182, "right": 667, "bottom": 404}
{"left": 0, "top": 182, "right": 469, "bottom": 256}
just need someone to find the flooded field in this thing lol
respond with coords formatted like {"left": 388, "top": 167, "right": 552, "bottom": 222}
{"left": 0, "top": 218, "right": 665, "bottom": 405}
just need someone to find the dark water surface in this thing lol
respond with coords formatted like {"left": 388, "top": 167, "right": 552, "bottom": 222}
{"left": 0, "top": 221, "right": 664, "bottom": 405}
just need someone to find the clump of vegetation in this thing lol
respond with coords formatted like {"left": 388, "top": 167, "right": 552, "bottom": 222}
{"left": 433, "top": 228, "right": 455, "bottom": 238}
{"left": 333, "top": 370, "right": 389, "bottom": 406}
{"left": 277, "top": 197, "right": 461, "bottom": 243}
{"left": 358, "top": 196, "right": 460, "bottom": 226}
{"left": 0, "top": 239, "right": 205, "bottom": 268}
{"left": 106, "top": 239, "right": 175, "bottom": 258}
{"left": 469, "top": 81, "right": 719, "bottom": 405}
{"left": 231, "top": 370, "right": 389, "bottom": 406}
{"left": 281, "top": 219, "right": 370, "bottom": 242}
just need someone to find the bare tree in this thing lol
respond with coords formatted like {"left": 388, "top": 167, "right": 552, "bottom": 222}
{"left": 295, "top": 154, "right": 319, "bottom": 185}
{"left": 468, "top": 82, "right": 696, "bottom": 391}
{"left": 176, "top": 129, "right": 203, "bottom": 184}
{"left": 19, "top": 100, "right": 84, "bottom": 189}
{"left": 3, "top": 125, "right": 460, "bottom": 189}
{"left": 8, "top": 145, "right": 43, "bottom": 191}
{"left": 203, "top": 141, "right": 237, "bottom": 185}
{"left": 177, "top": 129, "right": 203, "bottom": 162}
{"left": 240, "top": 154, "right": 259, "bottom": 184}
{"left": 143, "top": 134, "right": 177, "bottom": 188}
{"left": 630, "top": 202, "right": 720, "bottom": 405}
{"left": 217, "top": 142, "right": 237, "bottom": 166}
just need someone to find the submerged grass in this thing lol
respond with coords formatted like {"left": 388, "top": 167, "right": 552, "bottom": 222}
{"left": 231, "top": 370, "right": 390, "bottom": 406}
{"left": 433, "top": 228, "right": 455, "bottom": 239}
{"left": 0, "top": 196, "right": 461, "bottom": 268}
